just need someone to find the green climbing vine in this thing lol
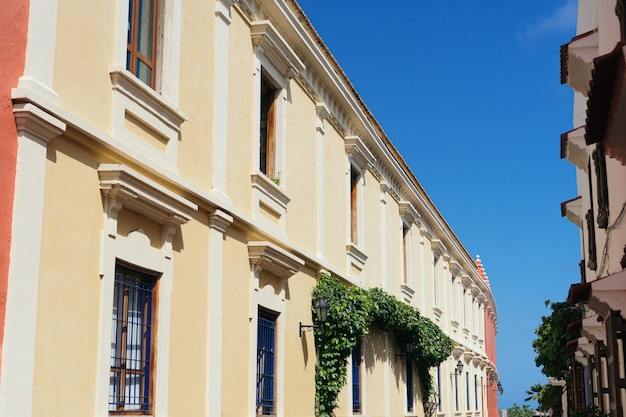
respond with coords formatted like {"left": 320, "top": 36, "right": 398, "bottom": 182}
{"left": 310, "top": 274, "right": 453, "bottom": 417}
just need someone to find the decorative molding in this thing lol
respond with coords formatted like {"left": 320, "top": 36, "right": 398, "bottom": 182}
{"left": 251, "top": 172, "right": 291, "bottom": 232}
{"left": 561, "top": 127, "right": 588, "bottom": 171}
{"left": 250, "top": 20, "right": 305, "bottom": 78}
{"left": 400, "top": 283, "right": 415, "bottom": 303}
{"left": 13, "top": 102, "right": 66, "bottom": 144}
{"left": 433, "top": 307, "right": 443, "bottom": 321}
{"left": 98, "top": 164, "right": 197, "bottom": 226}
{"left": 461, "top": 274, "right": 472, "bottom": 288}
{"left": 345, "top": 135, "right": 375, "bottom": 172}
{"left": 248, "top": 241, "right": 305, "bottom": 278}
{"left": 346, "top": 243, "right": 368, "bottom": 279}
{"left": 431, "top": 239, "right": 448, "bottom": 258}
{"left": 215, "top": 0, "right": 235, "bottom": 23}
{"left": 315, "top": 101, "right": 330, "bottom": 134}
{"left": 209, "top": 209, "right": 233, "bottom": 233}
{"left": 449, "top": 260, "right": 463, "bottom": 276}
{"left": 110, "top": 68, "right": 187, "bottom": 173}
{"left": 398, "top": 201, "right": 419, "bottom": 225}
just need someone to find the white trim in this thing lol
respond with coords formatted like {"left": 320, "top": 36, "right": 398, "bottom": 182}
{"left": 206, "top": 209, "right": 233, "bottom": 417}
{"left": 250, "top": 20, "right": 305, "bottom": 79}
{"left": 346, "top": 243, "right": 368, "bottom": 281}
{"left": 211, "top": 0, "right": 234, "bottom": 203}
{"left": 98, "top": 163, "right": 197, "bottom": 225}
{"left": 251, "top": 173, "right": 291, "bottom": 233}
{"left": 0, "top": 103, "right": 65, "bottom": 417}
{"left": 345, "top": 135, "right": 375, "bottom": 172}
{"left": 17, "top": 0, "right": 61, "bottom": 104}
{"left": 110, "top": 68, "right": 187, "bottom": 174}
{"left": 380, "top": 182, "right": 388, "bottom": 290}
{"left": 249, "top": 286, "right": 287, "bottom": 417}
{"left": 113, "top": 0, "right": 183, "bottom": 102}
{"left": 94, "top": 164, "right": 195, "bottom": 416}
{"left": 316, "top": 102, "right": 329, "bottom": 259}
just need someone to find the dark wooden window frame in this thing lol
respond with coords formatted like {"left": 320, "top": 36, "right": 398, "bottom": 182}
{"left": 260, "top": 73, "right": 277, "bottom": 179}
{"left": 402, "top": 223, "right": 409, "bottom": 284}
{"left": 350, "top": 165, "right": 360, "bottom": 245}
{"left": 127, "top": 0, "right": 159, "bottom": 88}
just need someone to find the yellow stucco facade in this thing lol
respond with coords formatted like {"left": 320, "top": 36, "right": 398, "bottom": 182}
{"left": 1, "top": 1, "right": 499, "bottom": 416}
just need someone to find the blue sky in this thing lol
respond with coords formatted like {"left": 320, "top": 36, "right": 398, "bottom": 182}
{"left": 296, "top": 0, "right": 580, "bottom": 409}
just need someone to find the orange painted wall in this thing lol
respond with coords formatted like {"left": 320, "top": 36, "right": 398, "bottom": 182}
{"left": 0, "top": 0, "right": 29, "bottom": 369}
{"left": 485, "top": 308, "right": 499, "bottom": 417}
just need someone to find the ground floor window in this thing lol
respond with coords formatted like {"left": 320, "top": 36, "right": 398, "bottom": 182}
{"left": 352, "top": 341, "right": 362, "bottom": 414}
{"left": 109, "top": 264, "right": 157, "bottom": 414}
{"left": 257, "top": 308, "right": 278, "bottom": 415}
{"left": 406, "top": 359, "right": 414, "bottom": 412}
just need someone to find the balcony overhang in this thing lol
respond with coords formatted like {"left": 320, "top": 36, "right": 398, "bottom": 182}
{"left": 560, "top": 126, "right": 588, "bottom": 171}
{"left": 560, "top": 196, "right": 583, "bottom": 227}
{"left": 560, "top": 29, "right": 598, "bottom": 94}
{"left": 585, "top": 41, "right": 626, "bottom": 165}
{"left": 568, "top": 268, "right": 626, "bottom": 319}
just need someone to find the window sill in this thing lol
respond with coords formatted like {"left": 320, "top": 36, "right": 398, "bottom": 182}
{"left": 401, "top": 283, "right": 415, "bottom": 303}
{"left": 110, "top": 67, "right": 187, "bottom": 172}
{"left": 251, "top": 173, "right": 291, "bottom": 232}
{"left": 346, "top": 243, "right": 367, "bottom": 280}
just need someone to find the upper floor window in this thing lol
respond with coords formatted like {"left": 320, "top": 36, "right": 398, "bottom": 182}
{"left": 127, "top": 0, "right": 158, "bottom": 88}
{"left": 350, "top": 165, "right": 360, "bottom": 245}
{"left": 109, "top": 263, "right": 158, "bottom": 414}
{"left": 402, "top": 223, "right": 410, "bottom": 284}
{"left": 260, "top": 73, "right": 278, "bottom": 178}
{"left": 433, "top": 254, "right": 440, "bottom": 305}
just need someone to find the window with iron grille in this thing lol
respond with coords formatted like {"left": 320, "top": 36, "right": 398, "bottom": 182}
{"left": 437, "top": 365, "right": 442, "bottom": 412}
{"left": 406, "top": 359, "right": 414, "bottom": 412}
{"left": 109, "top": 264, "right": 157, "bottom": 414}
{"left": 127, "top": 0, "right": 158, "bottom": 88}
{"left": 454, "top": 370, "right": 459, "bottom": 411}
{"left": 256, "top": 308, "right": 277, "bottom": 415}
{"left": 474, "top": 374, "right": 478, "bottom": 410}
{"left": 352, "top": 341, "right": 362, "bottom": 414}
{"left": 465, "top": 372, "right": 470, "bottom": 411}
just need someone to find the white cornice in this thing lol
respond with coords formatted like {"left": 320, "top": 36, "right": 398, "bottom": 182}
{"left": 345, "top": 135, "right": 375, "bottom": 171}
{"left": 98, "top": 164, "right": 197, "bottom": 225}
{"left": 250, "top": 20, "right": 305, "bottom": 78}
{"left": 248, "top": 241, "right": 305, "bottom": 278}
{"left": 398, "top": 201, "right": 419, "bottom": 225}
{"left": 13, "top": 102, "right": 66, "bottom": 143}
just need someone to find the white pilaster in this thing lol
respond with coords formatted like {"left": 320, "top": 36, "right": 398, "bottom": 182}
{"left": 17, "top": 0, "right": 61, "bottom": 104}
{"left": 207, "top": 209, "right": 233, "bottom": 417}
{"left": 211, "top": 0, "right": 234, "bottom": 204}
{"left": 315, "top": 102, "right": 329, "bottom": 260}
{"left": 380, "top": 181, "right": 389, "bottom": 289}
{"left": 0, "top": 103, "right": 65, "bottom": 417}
